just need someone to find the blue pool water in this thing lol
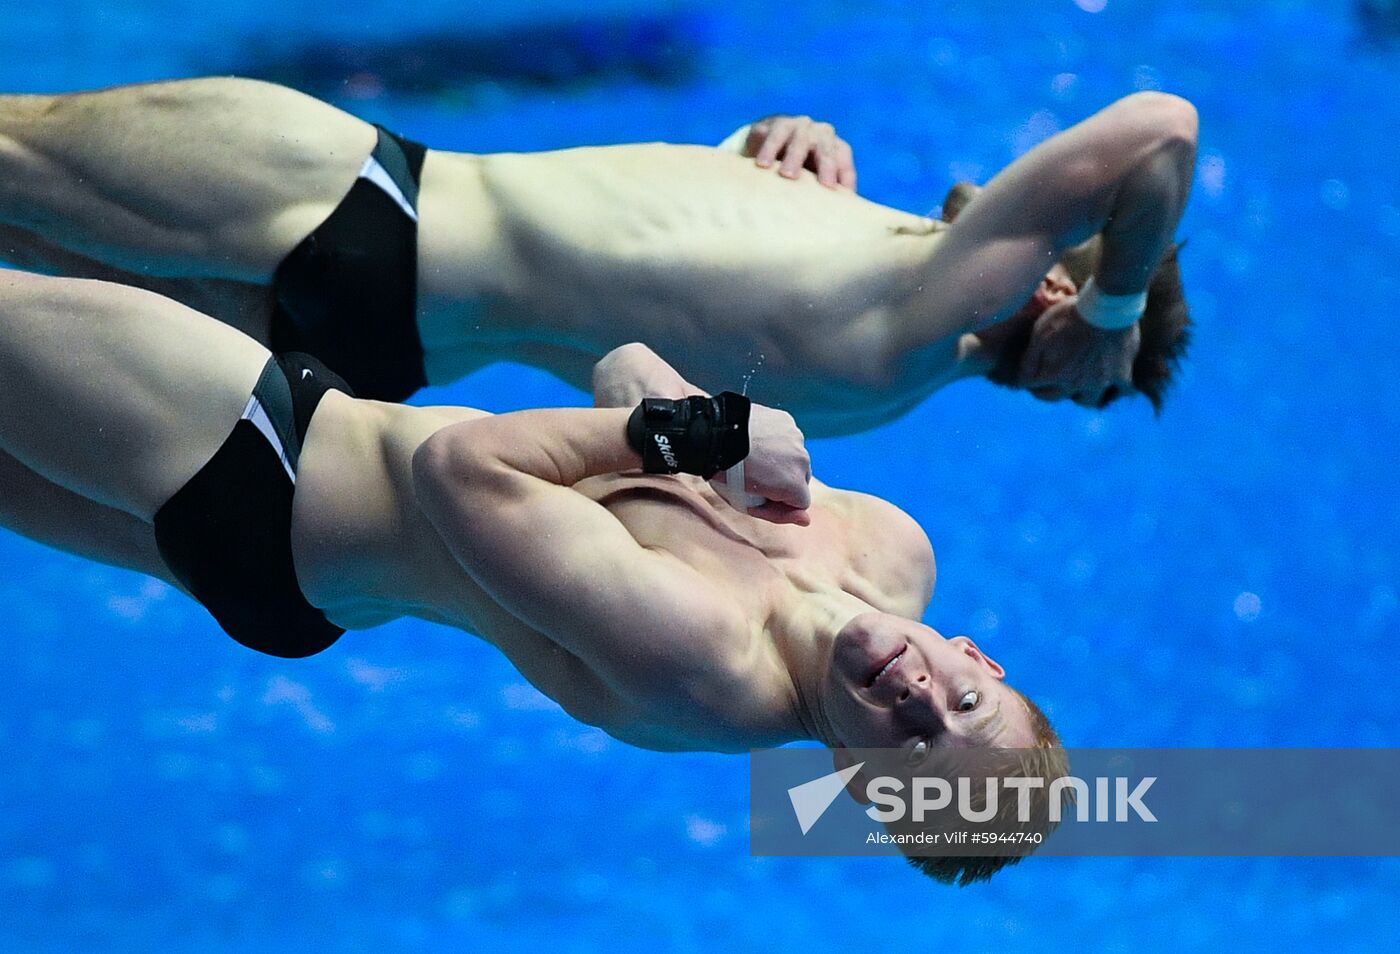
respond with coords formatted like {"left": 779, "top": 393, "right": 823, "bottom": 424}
{"left": 1, "top": 0, "right": 1399, "bottom": 949}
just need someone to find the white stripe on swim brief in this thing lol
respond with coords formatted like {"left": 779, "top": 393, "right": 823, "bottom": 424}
{"left": 241, "top": 394, "right": 296, "bottom": 483}
{"left": 359, "top": 155, "right": 418, "bottom": 221}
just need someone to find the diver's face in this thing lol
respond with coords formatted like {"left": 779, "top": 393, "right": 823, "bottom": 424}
{"left": 1038, "top": 262, "right": 1079, "bottom": 303}
{"left": 1017, "top": 265, "right": 1091, "bottom": 404}
{"left": 821, "top": 612, "right": 1036, "bottom": 753}
{"left": 993, "top": 263, "right": 1078, "bottom": 336}
{"left": 1016, "top": 264, "right": 1138, "bottom": 408}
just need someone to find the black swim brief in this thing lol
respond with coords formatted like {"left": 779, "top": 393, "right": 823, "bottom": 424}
{"left": 271, "top": 125, "right": 428, "bottom": 402}
{"left": 153, "top": 352, "right": 352, "bottom": 658}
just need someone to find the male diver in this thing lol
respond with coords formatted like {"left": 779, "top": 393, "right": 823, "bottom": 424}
{"left": 0, "top": 269, "right": 1060, "bottom": 884}
{"left": 0, "top": 80, "right": 1197, "bottom": 434}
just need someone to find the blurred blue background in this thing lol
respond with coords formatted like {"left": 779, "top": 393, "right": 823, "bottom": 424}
{"left": 1, "top": 0, "right": 1398, "bottom": 949}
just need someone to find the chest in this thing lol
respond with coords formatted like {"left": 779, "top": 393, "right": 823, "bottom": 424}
{"left": 585, "top": 475, "right": 933, "bottom": 621}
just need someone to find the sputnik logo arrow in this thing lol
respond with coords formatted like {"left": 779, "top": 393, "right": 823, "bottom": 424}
{"left": 788, "top": 761, "right": 864, "bottom": 835}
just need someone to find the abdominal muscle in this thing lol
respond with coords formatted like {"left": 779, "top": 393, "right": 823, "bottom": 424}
{"left": 415, "top": 144, "right": 945, "bottom": 409}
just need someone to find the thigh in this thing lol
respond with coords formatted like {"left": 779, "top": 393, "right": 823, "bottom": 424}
{"left": 0, "top": 269, "right": 272, "bottom": 519}
{"left": 0, "top": 223, "right": 275, "bottom": 342}
{"left": 0, "top": 448, "right": 173, "bottom": 582}
{"left": 0, "top": 77, "right": 376, "bottom": 282}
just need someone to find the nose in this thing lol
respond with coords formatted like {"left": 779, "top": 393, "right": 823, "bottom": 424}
{"left": 896, "top": 673, "right": 945, "bottom": 734}
{"left": 1042, "top": 274, "right": 1074, "bottom": 301}
{"left": 896, "top": 672, "right": 933, "bottom": 707}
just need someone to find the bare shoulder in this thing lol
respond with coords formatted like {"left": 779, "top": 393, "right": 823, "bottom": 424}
{"left": 823, "top": 484, "right": 936, "bottom": 619}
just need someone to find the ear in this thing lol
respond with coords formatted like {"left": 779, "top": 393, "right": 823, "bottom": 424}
{"left": 939, "top": 181, "right": 982, "bottom": 223}
{"left": 948, "top": 635, "right": 1007, "bottom": 680}
{"left": 832, "top": 745, "right": 874, "bottom": 804}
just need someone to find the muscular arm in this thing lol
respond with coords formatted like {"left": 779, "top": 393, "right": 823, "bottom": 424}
{"left": 598, "top": 342, "right": 911, "bottom": 438}
{"left": 894, "top": 92, "right": 1197, "bottom": 357}
{"left": 588, "top": 343, "right": 813, "bottom": 522}
{"left": 411, "top": 407, "right": 741, "bottom": 681}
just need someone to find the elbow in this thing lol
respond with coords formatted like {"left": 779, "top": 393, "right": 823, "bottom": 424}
{"left": 1118, "top": 91, "right": 1199, "bottom": 149}
{"left": 411, "top": 431, "right": 457, "bottom": 512}
{"left": 592, "top": 341, "right": 658, "bottom": 390}
{"left": 411, "top": 428, "right": 486, "bottom": 515}
{"left": 1075, "top": 93, "right": 1197, "bottom": 201}
{"left": 412, "top": 421, "right": 523, "bottom": 524}
{"left": 1162, "top": 94, "right": 1199, "bottom": 144}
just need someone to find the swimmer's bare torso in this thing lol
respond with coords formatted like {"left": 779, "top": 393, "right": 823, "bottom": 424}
{"left": 291, "top": 384, "right": 934, "bottom": 753}
{"left": 415, "top": 142, "right": 954, "bottom": 432}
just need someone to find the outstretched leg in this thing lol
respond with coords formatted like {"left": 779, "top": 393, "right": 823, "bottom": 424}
{"left": 0, "top": 222, "right": 274, "bottom": 339}
{"left": 0, "top": 448, "right": 173, "bottom": 582}
{"left": 0, "top": 77, "right": 375, "bottom": 284}
{"left": 0, "top": 268, "right": 270, "bottom": 520}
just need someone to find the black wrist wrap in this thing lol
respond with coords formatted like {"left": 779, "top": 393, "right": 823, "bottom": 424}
{"left": 626, "top": 392, "right": 751, "bottom": 478}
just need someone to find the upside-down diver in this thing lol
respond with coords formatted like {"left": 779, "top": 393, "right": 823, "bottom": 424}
{"left": 0, "top": 81, "right": 1196, "bottom": 433}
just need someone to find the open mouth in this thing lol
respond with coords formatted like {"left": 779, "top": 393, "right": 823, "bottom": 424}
{"left": 865, "top": 645, "right": 907, "bottom": 688}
